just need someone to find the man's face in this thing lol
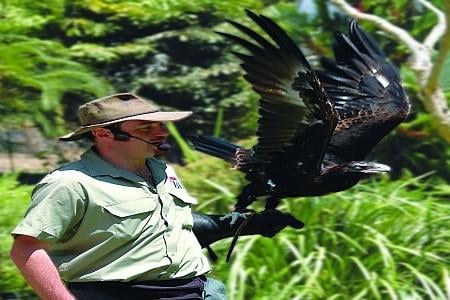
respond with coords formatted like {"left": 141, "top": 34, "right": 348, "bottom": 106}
{"left": 118, "top": 120, "right": 170, "bottom": 157}
{"left": 121, "top": 120, "right": 168, "bottom": 140}
{"left": 92, "top": 120, "right": 170, "bottom": 163}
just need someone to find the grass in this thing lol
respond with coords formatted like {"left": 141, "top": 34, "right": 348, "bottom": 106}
{"left": 175, "top": 156, "right": 450, "bottom": 300}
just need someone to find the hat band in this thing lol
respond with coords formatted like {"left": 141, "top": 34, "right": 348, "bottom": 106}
{"left": 83, "top": 109, "right": 160, "bottom": 126}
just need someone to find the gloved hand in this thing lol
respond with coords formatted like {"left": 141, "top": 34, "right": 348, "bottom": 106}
{"left": 192, "top": 211, "right": 303, "bottom": 248}
{"left": 240, "top": 210, "right": 304, "bottom": 238}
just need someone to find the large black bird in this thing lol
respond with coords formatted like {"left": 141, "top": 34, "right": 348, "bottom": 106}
{"left": 191, "top": 11, "right": 410, "bottom": 219}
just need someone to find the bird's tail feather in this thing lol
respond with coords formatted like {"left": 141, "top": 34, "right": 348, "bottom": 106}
{"left": 189, "top": 135, "right": 240, "bottom": 165}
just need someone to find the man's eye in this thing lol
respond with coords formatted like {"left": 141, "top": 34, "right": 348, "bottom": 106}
{"left": 136, "top": 122, "right": 164, "bottom": 131}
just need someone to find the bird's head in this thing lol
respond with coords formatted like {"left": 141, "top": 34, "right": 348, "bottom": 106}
{"left": 342, "top": 161, "right": 391, "bottom": 175}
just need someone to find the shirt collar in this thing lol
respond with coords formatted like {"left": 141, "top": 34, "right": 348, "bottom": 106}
{"left": 146, "top": 157, "right": 167, "bottom": 186}
{"left": 80, "top": 147, "right": 164, "bottom": 184}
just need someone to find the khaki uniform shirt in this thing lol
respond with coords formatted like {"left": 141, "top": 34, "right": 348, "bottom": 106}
{"left": 12, "top": 148, "right": 211, "bottom": 282}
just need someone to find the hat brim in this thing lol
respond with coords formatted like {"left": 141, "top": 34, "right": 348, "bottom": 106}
{"left": 60, "top": 111, "right": 192, "bottom": 141}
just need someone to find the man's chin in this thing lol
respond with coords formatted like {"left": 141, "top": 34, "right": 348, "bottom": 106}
{"left": 154, "top": 145, "right": 170, "bottom": 156}
{"left": 154, "top": 149, "right": 169, "bottom": 157}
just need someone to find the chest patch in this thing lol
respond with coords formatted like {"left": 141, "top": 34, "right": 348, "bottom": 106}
{"left": 165, "top": 166, "right": 185, "bottom": 190}
{"left": 169, "top": 176, "right": 184, "bottom": 189}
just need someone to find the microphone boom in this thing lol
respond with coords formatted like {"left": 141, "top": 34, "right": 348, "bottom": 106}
{"left": 128, "top": 134, "right": 171, "bottom": 151}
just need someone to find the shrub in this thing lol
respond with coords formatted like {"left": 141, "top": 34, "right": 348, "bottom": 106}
{"left": 0, "top": 174, "right": 34, "bottom": 294}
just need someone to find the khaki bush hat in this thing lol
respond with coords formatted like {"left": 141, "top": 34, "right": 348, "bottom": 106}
{"left": 60, "top": 93, "right": 192, "bottom": 141}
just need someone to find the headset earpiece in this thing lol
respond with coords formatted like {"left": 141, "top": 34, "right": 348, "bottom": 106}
{"left": 104, "top": 123, "right": 130, "bottom": 141}
{"left": 105, "top": 123, "right": 170, "bottom": 151}
{"left": 114, "top": 132, "right": 131, "bottom": 141}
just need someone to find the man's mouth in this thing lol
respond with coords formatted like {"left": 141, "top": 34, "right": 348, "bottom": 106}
{"left": 149, "top": 140, "right": 165, "bottom": 146}
{"left": 153, "top": 140, "right": 171, "bottom": 152}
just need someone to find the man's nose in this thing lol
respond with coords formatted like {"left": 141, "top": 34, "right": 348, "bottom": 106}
{"left": 156, "top": 124, "right": 169, "bottom": 137}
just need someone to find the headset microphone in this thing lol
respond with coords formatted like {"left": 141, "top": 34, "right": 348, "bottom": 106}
{"left": 155, "top": 143, "right": 171, "bottom": 151}
{"left": 114, "top": 132, "right": 171, "bottom": 151}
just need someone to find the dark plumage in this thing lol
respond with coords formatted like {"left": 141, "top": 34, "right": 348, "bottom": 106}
{"left": 191, "top": 11, "right": 410, "bottom": 213}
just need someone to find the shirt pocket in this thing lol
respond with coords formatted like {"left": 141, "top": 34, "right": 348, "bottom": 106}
{"left": 102, "top": 196, "right": 159, "bottom": 240}
{"left": 168, "top": 189, "right": 197, "bottom": 231}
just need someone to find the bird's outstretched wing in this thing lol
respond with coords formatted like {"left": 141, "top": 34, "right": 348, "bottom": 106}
{"left": 220, "top": 10, "right": 337, "bottom": 176}
{"left": 319, "top": 20, "right": 410, "bottom": 161}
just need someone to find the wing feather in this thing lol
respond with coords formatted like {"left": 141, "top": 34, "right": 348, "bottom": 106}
{"left": 318, "top": 20, "right": 410, "bottom": 161}
{"left": 220, "top": 10, "right": 337, "bottom": 175}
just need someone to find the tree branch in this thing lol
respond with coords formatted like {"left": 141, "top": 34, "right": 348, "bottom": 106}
{"left": 423, "top": 0, "right": 450, "bottom": 96}
{"left": 420, "top": 0, "right": 447, "bottom": 49}
{"left": 330, "top": 0, "right": 423, "bottom": 59}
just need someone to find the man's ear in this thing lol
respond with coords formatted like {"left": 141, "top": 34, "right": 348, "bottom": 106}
{"left": 91, "top": 128, "right": 114, "bottom": 140}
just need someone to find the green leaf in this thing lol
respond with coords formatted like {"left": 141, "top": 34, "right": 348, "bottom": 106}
{"left": 439, "top": 54, "right": 450, "bottom": 93}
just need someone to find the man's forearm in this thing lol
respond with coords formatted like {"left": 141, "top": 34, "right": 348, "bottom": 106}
{"left": 192, "top": 211, "right": 304, "bottom": 248}
{"left": 192, "top": 213, "right": 271, "bottom": 247}
{"left": 192, "top": 213, "right": 235, "bottom": 247}
{"left": 10, "top": 236, "right": 75, "bottom": 300}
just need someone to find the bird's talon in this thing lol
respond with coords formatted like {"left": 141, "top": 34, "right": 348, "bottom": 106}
{"left": 220, "top": 209, "right": 254, "bottom": 227}
{"left": 220, "top": 212, "right": 244, "bottom": 227}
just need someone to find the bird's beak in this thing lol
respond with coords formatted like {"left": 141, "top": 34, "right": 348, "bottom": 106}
{"left": 362, "top": 163, "right": 391, "bottom": 174}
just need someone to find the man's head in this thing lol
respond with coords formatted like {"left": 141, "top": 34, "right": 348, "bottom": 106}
{"left": 60, "top": 93, "right": 191, "bottom": 159}
{"left": 60, "top": 93, "right": 191, "bottom": 142}
{"left": 90, "top": 120, "right": 170, "bottom": 158}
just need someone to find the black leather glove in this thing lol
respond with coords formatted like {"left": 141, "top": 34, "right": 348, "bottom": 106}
{"left": 192, "top": 211, "right": 304, "bottom": 248}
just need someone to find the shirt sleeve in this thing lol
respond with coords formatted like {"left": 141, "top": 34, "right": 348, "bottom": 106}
{"left": 12, "top": 176, "right": 87, "bottom": 244}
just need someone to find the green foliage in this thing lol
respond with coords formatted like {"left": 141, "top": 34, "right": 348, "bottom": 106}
{"left": 166, "top": 122, "right": 198, "bottom": 163}
{"left": 213, "top": 107, "right": 224, "bottom": 137}
{"left": 370, "top": 125, "right": 450, "bottom": 181}
{"left": 48, "top": 0, "right": 268, "bottom": 140}
{"left": 69, "top": 42, "right": 156, "bottom": 65}
{"left": 176, "top": 156, "right": 450, "bottom": 299}
{"left": 439, "top": 54, "right": 450, "bottom": 93}
{"left": 0, "top": 0, "right": 64, "bottom": 35}
{"left": 66, "top": 0, "right": 264, "bottom": 34}
{"left": 0, "top": 37, "right": 113, "bottom": 136}
{"left": 176, "top": 155, "right": 244, "bottom": 213}
{"left": 361, "top": 0, "right": 444, "bottom": 39}
{"left": 0, "top": 174, "right": 34, "bottom": 292}
{"left": 4, "top": 0, "right": 444, "bottom": 175}
{"left": 60, "top": 18, "right": 119, "bottom": 39}
{"left": 262, "top": 2, "right": 334, "bottom": 56}
{"left": 136, "top": 58, "right": 254, "bottom": 137}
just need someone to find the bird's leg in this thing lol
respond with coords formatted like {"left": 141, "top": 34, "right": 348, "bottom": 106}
{"left": 220, "top": 183, "right": 262, "bottom": 226}
{"left": 261, "top": 178, "right": 281, "bottom": 214}
{"left": 225, "top": 212, "right": 256, "bottom": 262}
{"left": 225, "top": 196, "right": 283, "bottom": 262}
{"left": 220, "top": 194, "right": 256, "bottom": 227}
{"left": 221, "top": 183, "right": 265, "bottom": 262}
{"left": 264, "top": 196, "right": 281, "bottom": 212}
{"left": 222, "top": 198, "right": 256, "bottom": 262}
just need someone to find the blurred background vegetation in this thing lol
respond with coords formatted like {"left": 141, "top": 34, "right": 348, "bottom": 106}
{"left": 0, "top": 0, "right": 449, "bottom": 299}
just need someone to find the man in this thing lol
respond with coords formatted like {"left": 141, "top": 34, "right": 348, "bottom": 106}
{"left": 10, "top": 93, "right": 303, "bottom": 299}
